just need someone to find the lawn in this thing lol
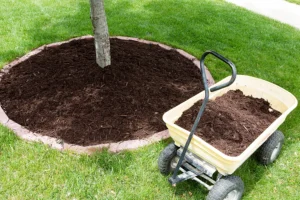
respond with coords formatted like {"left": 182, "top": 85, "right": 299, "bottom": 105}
{"left": 1, "top": 0, "right": 300, "bottom": 199}
{"left": 286, "top": 0, "right": 300, "bottom": 5}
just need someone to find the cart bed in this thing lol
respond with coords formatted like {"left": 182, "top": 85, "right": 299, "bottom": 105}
{"left": 163, "top": 75, "right": 297, "bottom": 175}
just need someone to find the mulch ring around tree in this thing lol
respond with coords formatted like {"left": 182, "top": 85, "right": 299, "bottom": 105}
{"left": 0, "top": 37, "right": 208, "bottom": 147}
{"left": 176, "top": 90, "right": 281, "bottom": 156}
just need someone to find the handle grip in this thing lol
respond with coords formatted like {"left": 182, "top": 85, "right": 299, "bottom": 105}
{"left": 200, "top": 50, "right": 237, "bottom": 92}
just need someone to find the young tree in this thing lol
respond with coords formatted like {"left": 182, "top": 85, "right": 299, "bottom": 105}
{"left": 90, "top": 0, "right": 111, "bottom": 68}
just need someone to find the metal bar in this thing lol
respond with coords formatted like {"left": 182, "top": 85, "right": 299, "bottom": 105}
{"left": 177, "top": 148, "right": 216, "bottom": 177}
{"left": 179, "top": 167, "right": 213, "bottom": 190}
{"left": 169, "top": 171, "right": 198, "bottom": 186}
{"left": 199, "top": 174, "right": 216, "bottom": 185}
{"left": 182, "top": 162, "right": 204, "bottom": 176}
{"left": 193, "top": 177, "right": 213, "bottom": 190}
{"left": 181, "top": 163, "right": 216, "bottom": 187}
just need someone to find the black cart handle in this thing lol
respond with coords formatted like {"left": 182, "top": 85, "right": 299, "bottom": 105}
{"left": 200, "top": 50, "right": 237, "bottom": 92}
{"left": 170, "top": 50, "right": 237, "bottom": 183}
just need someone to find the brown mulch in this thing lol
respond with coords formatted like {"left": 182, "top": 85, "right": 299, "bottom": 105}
{"left": 175, "top": 90, "right": 281, "bottom": 156}
{"left": 0, "top": 38, "right": 204, "bottom": 146}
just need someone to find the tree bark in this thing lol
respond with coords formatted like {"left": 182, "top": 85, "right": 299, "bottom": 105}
{"left": 90, "top": 0, "right": 111, "bottom": 68}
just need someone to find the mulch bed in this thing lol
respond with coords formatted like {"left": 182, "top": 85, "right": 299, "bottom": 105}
{"left": 176, "top": 90, "right": 281, "bottom": 156}
{"left": 0, "top": 38, "right": 205, "bottom": 146}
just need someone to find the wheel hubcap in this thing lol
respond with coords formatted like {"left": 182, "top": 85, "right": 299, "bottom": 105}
{"left": 224, "top": 190, "right": 239, "bottom": 200}
{"left": 270, "top": 143, "right": 281, "bottom": 162}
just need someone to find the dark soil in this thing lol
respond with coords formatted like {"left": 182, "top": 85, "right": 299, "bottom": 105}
{"left": 0, "top": 38, "right": 205, "bottom": 146}
{"left": 176, "top": 90, "right": 281, "bottom": 156}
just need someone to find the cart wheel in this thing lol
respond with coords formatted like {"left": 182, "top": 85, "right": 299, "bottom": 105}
{"left": 206, "top": 175, "right": 244, "bottom": 200}
{"left": 158, "top": 143, "right": 179, "bottom": 175}
{"left": 256, "top": 130, "right": 284, "bottom": 165}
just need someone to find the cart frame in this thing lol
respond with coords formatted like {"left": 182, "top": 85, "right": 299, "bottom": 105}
{"left": 159, "top": 50, "right": 298, "bottom": 199}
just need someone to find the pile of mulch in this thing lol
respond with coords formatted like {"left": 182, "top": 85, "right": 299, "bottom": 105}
{"left": 0, "top": 38, "right": 205, "bottom": 146}
{"left": 176, "top": 90, "right": 281, "bottom": 156}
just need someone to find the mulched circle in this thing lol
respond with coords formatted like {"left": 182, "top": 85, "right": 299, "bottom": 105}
{"left": 176, "top": 90, "right": 281, "bottom": 156}
{"left": 0, "top": 38, "right": 205, "bottom": 146}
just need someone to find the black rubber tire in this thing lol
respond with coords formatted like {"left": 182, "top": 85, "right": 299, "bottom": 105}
{"left": 158, "top": 143, "right": 179, "bottom": 175}
{"left": 206, "top": 175, "right": 244, "bottom": 200}
{"left": 256, "top": 130, "right": 284, "bottom": 165}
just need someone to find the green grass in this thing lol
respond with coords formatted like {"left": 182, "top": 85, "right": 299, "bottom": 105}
{"left": 1, "top": 0, "right": 300, "bottom": 199}
{"left": 286, "top": 0, "right": 300, "bottom": 5}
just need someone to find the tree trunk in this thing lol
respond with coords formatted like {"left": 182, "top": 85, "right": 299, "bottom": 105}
{"left": 90, "top": 0, "right": 111, "bottom": 68}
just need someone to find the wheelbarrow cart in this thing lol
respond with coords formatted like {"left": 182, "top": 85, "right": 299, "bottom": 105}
{"left": 158, "top": 51, "right": 298, "bottom": 200}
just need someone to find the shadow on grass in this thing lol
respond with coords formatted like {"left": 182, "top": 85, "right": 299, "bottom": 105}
{"left": 81, "top": 149, "right": 134, "bottom": 174}
{"left": 20, "top": 1, "right": 92, "bottom": 54}
{"left": 77, "top": 139, "right": 172, "bottom": 174}
{"left": 3, "top": 0, "right": 299, "bottom": 80}
{"left": 21, "top": 0, "right": 234, "bottom": 54}
{"left": 21, "top": 0, "right": 300, "bottom": 83}
{"left": 235, "top": 156, "right": 267, "bottom": 197}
